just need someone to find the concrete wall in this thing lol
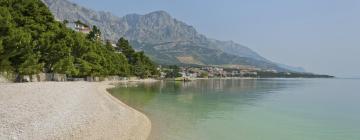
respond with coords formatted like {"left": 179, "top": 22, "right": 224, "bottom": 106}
{"left": 3, "top": 72, "right": 131, "bottom": 82}
{"left": 17, "top": 73, "right": 67, "bottom": 82}
{"left": 53, "top": 73, "right": 67, "bottom": 82}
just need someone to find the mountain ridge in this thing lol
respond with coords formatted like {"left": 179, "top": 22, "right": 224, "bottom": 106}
{"left": 42, "top": 0, "right": 304, "bottom": 72}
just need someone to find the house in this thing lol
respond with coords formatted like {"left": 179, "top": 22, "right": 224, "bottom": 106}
{"left": 240, "top": 70, "right": 258, "bottom": 77}
{"left": 111, "top": 43, "right": 117, "bottom": 48}
{"left": 231, "top": 70, "right": 240, "bottom": 76}
{"left": 66, "top": 20, "right": 91, "bottom": 34}
{"left": 74, "top": 21, "right": 91, "bottom": 34}
{"left": 180, "top": 72, "right": 187, "bottom": 78}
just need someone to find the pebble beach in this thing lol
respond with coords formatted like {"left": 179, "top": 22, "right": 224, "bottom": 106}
{"left": 0, "top": 82, "right": 151, "bottom": 140}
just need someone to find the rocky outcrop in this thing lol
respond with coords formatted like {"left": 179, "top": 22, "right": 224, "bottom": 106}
{"left": 42, "top": 0, "right": 301, "bottom": 72}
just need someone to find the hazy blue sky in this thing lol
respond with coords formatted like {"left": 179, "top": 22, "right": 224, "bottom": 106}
{"left": 71, "top": 0, "right": 360, "bottom": 77}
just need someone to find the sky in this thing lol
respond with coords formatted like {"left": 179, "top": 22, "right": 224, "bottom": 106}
{"left": 71, "top": 0, "right": 360, "bottom": 77}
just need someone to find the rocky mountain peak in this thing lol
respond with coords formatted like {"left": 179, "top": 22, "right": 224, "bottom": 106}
{"left": 146, "top": 10, "right": 171, "bottom": 18}
{"left": 42, "top": 0, "right": 303, "bottom": 72}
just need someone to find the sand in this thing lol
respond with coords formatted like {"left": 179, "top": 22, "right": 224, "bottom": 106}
{"left": 0, "top": 82, "right": 151, "bottom": 140}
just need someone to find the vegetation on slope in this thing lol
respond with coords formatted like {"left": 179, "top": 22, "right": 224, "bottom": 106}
{"left": 43, "top": 0, "right": 291, "bottom": 71}
{"left": 0, "top": 0, "right": 158, "bottom": 80}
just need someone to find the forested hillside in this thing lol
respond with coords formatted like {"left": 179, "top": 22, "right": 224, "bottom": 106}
{"left": 0, "top": 0, "right": 158, "bottom": 80}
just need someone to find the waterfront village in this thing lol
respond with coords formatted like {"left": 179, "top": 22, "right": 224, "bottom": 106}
{"left": 159, "top": 65, "right": 264, "bottom": 79}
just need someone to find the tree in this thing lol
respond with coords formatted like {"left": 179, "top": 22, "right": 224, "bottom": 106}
{"left": 53, "top": 56, "right": 78, "bottom": 76}
{"left": 3, "top": 28, "right": 43, "bottom": 75}
{"left": 18, "top": 51, "right": 43, "bottom": 76}
{"left": 0, "top": 0, "right": 155, "bottom": 81}
{"left": 116, "top": 37, "right": 158, "bottom": 77}
{"left": 38, "top": 31, "right": 73, "bottom": 72}
{"left": 166, "top": 65, "right": 182, "bottom": 78}
{"left": 116, "top": 37, "right": 135, "bottom": 62}
{"left": 87, "top": 25, "right": 101, "bottom": 41}
{"left": 63, "top": 20, "right": 69, "bottom": 25}
{"left": 132, "top": 51, "right": 157, "bottom": 78}
{"left": 70, "top": 32, "right": 89, "bottom": 58}
{"left": 0, "top": 7, "right": 13, "bottom": 37}
{"left": 200, "top": 72, "right": 209, "bottom": 78}
{"left": 0, "top": 39, "right": 3, "bottom": 56}
{"left": 105, "top": 40, "right": 115, "bottom": 51}
{"left": 0, "top": 39, "right": 13, "bottom": 72}
{"left": 113, "top": 53, "right": 130, "bottom": 76}
{"left": 0, "top": 7, "right": 14, "bottom": 72}
{"left": 76, "top": 58, "right": 92, "bottom": 77}
{"left": 82, "top": 51, "right": 104, "bottom": 76}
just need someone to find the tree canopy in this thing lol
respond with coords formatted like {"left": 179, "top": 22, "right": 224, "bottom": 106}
{"left": 0, "top": 0, "right": 158, "bottom": 79}
{"left": 165, "top": 65, "right": 182, "bottom": 78}
{"left": 116, "top": 37, "right": 159, "bottom": 78}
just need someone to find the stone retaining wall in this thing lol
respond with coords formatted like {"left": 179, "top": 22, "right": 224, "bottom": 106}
{"left": 3, "top": 72, "right": 129, "bottom": 83}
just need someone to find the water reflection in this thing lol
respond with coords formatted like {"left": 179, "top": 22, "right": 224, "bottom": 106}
{"left": 109, "top": 79, "right": 304, "bottom": 140}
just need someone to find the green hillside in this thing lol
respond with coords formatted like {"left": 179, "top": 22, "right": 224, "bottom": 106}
{"left": 0, "top": 0, "right": 158, "bottom": 80}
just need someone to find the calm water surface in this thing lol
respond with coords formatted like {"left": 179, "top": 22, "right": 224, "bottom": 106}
{"left": 109, "top": 79, "right": 360, "bottom": 140}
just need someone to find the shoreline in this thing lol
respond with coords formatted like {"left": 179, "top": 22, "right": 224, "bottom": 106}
{"left": 164, "top": 77, "right": 335, "bottom": 81}
{"left": 97, "top": 81, "right": 152, "bottom": 139}
{"left": 0, "top": 81, "right": 151, "bottom": 140}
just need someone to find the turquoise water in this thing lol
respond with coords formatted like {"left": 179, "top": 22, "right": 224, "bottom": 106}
{"left": 109, "top": 79, "right": 360, "bottom": 140}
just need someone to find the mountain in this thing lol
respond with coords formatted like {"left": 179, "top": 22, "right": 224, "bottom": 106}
{"left": 42, "top": 0, "right": 302, "bottom": 72}
{"left": 275, "top": 63, "right": 306, "bottom": 73}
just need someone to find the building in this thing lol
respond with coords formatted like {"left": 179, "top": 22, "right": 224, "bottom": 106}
{"left": 240, "top": 70, "right": 258, "bottom": 76}
{"left": 74, "top": 22, "right": 91, "bottom": 34}
{"left": 66, "top": 20, "right": 91, "bottom": 34}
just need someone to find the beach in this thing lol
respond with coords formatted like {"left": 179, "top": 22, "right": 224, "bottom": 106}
{"left": 0, "top": 81, "right": 151, "bottom": 140}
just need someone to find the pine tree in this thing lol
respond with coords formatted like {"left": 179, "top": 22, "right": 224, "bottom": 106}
{"left": 116, "top": 37, "right": 135, "bottom": 62}
{"left": 53, "top": 56, "right": 79, "bottom": 76}
{"left": 0, "top": 0, "right": 158, "bottom": 81}
{"left": 18, "top": 51, "right": 43, "bottom": 76}
{"left": 87, "top": 25, "right": 101, "bottom": 42}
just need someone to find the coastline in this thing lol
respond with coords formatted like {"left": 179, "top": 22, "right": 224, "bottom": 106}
{"left": 0, "top": 81, "right": 151, "bottom": 140}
